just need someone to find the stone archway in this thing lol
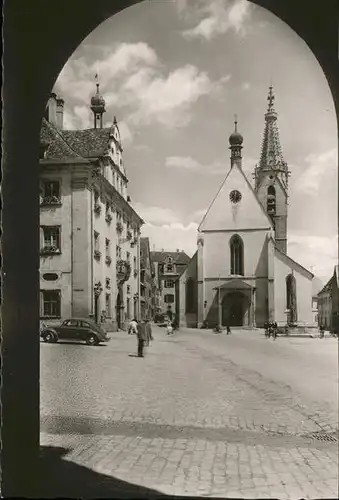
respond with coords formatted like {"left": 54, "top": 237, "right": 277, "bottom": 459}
{"left": 2, "top": 1, "right": 338, "bottom": 496}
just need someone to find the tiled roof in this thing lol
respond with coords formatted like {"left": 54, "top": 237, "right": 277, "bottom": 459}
{"left": 40, "top": 118, "right": 82, "bottom": 159}
{"left": 62, "top": 128, "right": 112, "bottom": 158}
{"left": 150, "top": 250, "right": 191, "bottom": 265}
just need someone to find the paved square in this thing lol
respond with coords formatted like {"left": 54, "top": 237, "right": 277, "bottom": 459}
{"left": 41, "top": 327, "right": 338, "bottom": 498}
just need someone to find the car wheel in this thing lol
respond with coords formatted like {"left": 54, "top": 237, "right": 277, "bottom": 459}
{"left": 44, "top": 332, "right": 54, "bottom": 343}
{"left": 86, "top": 334, "right": 99, "bottom": 346}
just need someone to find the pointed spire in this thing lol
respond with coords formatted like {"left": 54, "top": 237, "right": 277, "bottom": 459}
{"left": 267, "top": 85, "right": 275, "bottom": 112}
{"left": 254, "top": 86, "right": 288, "bottom": 187}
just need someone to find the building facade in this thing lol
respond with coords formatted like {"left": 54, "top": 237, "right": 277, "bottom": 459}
{"left": 179, "top": 87, "right": 316, "bottom": 331}
{"left": 318, "top": 266, "right": 339, "bottom": 333}
{"left": 40, "top": 87, "right": 143, "bottom": 331}
{"left": 140, "top": 237, "right": 157, "bottom": 320}
{"left": 151, "top": 250, "right": 190, "bottom": 321}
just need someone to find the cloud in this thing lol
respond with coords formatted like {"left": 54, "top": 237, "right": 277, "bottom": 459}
{"left": 183, "top": 0, "right": 251, "bottom": 40}
{"left": 63, "top": 105, "right": 92, "bottom": 130}
{"left": 166, "top": 155, "right": 226, "bottom": 174}
{"left": 56, "top": 42, "right": 216, "bottom": 133}
{"left": 294, "top": 148, "right": 337, "bottom": 194}
{"left": 56, "top": 43, "right": 158, "bottom": 103}
{"left": 165, "top": 154, "right": 256, "bottom": 177}
{"left": 131, "top": 202, "right": 180, "bottom": 225}
{"left": 242, "top": 82, "right": 250, "bottom": 90}
{"left": 124, "top": 65, "right": 214, "bottom": 128}
{"left": 141, "top": 221, "right": 198, "bottom": 257}
{"left": 131, "top": 201, "right": 198, "bottom": 256}
{"left": 288, "top": 233, "right": 338, "bottom": 281}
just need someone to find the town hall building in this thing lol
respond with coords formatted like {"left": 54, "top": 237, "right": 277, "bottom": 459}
{"left": 179, "top": 87, "right": 316, "bottom": 331}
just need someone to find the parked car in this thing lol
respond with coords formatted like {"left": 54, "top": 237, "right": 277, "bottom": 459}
{"left": 40, "top": 318, "right": 110, "bottom": 346}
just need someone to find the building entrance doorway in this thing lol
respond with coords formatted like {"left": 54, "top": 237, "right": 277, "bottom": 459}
{"left": 116, "top": 288, "right": 122, "bottom": 329}
{"left": 222, "top": 292, "right": 247, "bottom": 326}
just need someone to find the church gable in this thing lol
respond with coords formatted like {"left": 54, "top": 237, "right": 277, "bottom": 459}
{"left": 199, "top": 164, "right": 273, "bottom": 232}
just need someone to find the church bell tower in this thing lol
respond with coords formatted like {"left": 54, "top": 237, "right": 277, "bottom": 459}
{"left": 254, "top": 86, "right": 290, "bottom": 254}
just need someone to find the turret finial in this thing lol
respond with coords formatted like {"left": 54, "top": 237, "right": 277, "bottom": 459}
{"left": 234, "top": 114, "right": 238, "bottom": 132}
{"left": 267, "top": 85, "right": 275, "bottom": 112}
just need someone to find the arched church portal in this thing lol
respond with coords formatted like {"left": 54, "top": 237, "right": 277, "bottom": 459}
{"left": 222, "top": 291, "right": 249, "bottom": 327}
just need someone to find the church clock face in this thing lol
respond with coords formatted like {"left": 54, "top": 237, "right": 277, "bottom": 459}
{"left": 230, "top": 190, "right": 242, "bottom": 204}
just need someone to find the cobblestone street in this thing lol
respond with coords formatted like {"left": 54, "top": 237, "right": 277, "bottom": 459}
{"left": 40, "top": 327, "right": 338, "bottom": 498}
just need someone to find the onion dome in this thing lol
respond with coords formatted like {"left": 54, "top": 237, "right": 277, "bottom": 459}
{"left": 229, "top": 115, "right": 243, "bottom": 146}
{"left": 91, "top": 83, "right": 105, "bottom": 109}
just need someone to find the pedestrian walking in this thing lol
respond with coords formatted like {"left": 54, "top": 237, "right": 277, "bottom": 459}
{"left": 166, "top": 320, "right": 173, "bottom": 335}
{"left": 226, "top": 323, "right": 231, "bottom": 335}
{"left": 145, "top": 318, "right": 153, "bottom": 346}
{"left": 319, "top": 324, "right": 325, "bottom": 339}
{"left": 128, "top": 318, "right": 138, "bottom": 335}
{"left": 136, "top": 319, "right": 147, "bottom": 357}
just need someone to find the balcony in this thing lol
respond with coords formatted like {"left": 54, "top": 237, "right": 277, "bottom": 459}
{"left": 116, "top": 222, "right": 123, "bottom": 233}
{"left": 94, "top": 249, "right": 101, "bottom": 260}
{"left": 40, "top": 245, "right": 61, "bottom": 256}
{"left": 40, "top": 196, "right": 62, "bottom": 207}
{"left": 105, "top": 212, "right": 112, "bottom": 224}
{"left": 105, "top": 255, "right": 112, "bottom": 265}
{"left": 94, "top": 203, "right": 102, "bottom": 215}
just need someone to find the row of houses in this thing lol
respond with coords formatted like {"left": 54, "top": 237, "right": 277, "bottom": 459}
{"left": 40, "top": 88, "right": 191, "bottom": 330}
{"left": 317, "top": 266, "right": 339, "bottom": 333}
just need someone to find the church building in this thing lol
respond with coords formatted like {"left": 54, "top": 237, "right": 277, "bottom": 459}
{"left": 179, "top": 87, "right": 316, "bottom": 331}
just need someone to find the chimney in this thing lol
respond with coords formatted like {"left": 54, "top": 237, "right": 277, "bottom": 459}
{"left": 176, "top": 249, "right": 179, "bottom": 252}
{"left": 161, "top": 248, "right": 164, "bottom": 252}
{"left": 56, "top": 98, "right": 64, "bottom": 129}
{"left": 46, "top": 93, "right": 58, "bottom": 125}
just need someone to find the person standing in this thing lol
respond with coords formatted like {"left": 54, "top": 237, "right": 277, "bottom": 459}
{"left": 166, "top": 320, "right": 173, "bottom": 335}
{"left": 319, "top": 324, "right": 325, "bottom": 339}
{"left": 137, "top": 319, "right": 147, "bottom": 357}
{"left": 226, "top": 324, "right": 231, "bottom": 335}
{"left": 145, "top": 318, "right": 153, "bottom": 346}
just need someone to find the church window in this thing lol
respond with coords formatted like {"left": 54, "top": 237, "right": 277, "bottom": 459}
{"left": 267, "top": 185, "right": 276, "bottom": 216}
{"left": 230, "top": 235, "right": 244, "bottom": 276}
{"left": 286, "top": 273, "right": 297, "bottom": 324}
{"left": 230, "top": 190, "right": 242, "bottom": 204}
{"left": 185, "top": 278, "right": 196, "bottom": 314}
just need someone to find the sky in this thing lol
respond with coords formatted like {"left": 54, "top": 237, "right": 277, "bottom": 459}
{"left": 54, "top": 0, "right": 338, "bottom": 285}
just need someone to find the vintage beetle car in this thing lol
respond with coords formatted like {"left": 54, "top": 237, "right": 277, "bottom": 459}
{"left": 40, "top": 318, "right": 110, "bottom": 346}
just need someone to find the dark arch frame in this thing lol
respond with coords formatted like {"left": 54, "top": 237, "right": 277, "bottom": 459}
{"left": 230, "top": 234, "right": 244, "bottom": 276}
{"left": 3, "top": 1, "right": 339, "bottom": 496}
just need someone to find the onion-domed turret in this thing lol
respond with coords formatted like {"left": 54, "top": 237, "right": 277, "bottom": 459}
{"left": 91, "top": 87, "right": 106, "bottom": 109}
{"left": 229, "top": 130, "right": 243, "bottom": 146}
{"left": 229, "top": 116, "right": 243, "bottom": 168}
{"left": 90, "top": 76, "right": 106, "bottom": 129}
{"left": 229, "top": 115, "right": 243, "bottom": 146}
